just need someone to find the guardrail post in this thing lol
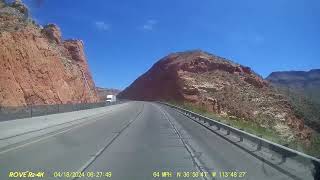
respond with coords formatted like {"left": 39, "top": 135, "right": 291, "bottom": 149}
{"left": 257, "top": 135, "right": 262, "bottom": 151}
{"left": 280, "top": 144, "right": 289, "bottom": 163}
{"left": 239, "top": 136, "right": 243, "bottom": 142}
{"left": 281, "top": 154, "right": 287, "bottom": 163}
{"left": 239, "top": 129, "right": 244, "bottom": 142}
{"left": 226, "top": 124, "right": 231, "bottom": 135}
{"left": 226, "top": 129, "right": 230, "bottom": 135}
{"left": 257, "top": 141, "right": 262, "bottom": 151}
{"left": 216, "top": 125, "right": 220, "bottom": 130}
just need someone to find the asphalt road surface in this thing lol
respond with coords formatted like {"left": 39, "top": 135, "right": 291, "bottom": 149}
{"left": 0, "top": 102, "right": 297, "bottom": 180}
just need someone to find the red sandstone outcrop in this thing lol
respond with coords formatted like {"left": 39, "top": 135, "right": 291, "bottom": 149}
{"left": 0, "top": 1, "right": 98, "bottom": 106}
{"left": 119, "top": 50, "right": 312, "bottom": 141}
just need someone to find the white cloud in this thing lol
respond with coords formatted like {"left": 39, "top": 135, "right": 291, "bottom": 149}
{"left": 94, "top": 21, "right": 110, "bottom": 31}
{"left": 141, "top": 19, "right": 158, "bottom": 31}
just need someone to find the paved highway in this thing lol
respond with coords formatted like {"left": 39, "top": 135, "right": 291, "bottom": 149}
{"left": 0, "top": 102, "right": 299, "bottom": 179}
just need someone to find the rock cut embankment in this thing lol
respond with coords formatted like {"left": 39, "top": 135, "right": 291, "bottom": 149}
{"left": 0, "top": 0, "right": 98, "bottom": 106}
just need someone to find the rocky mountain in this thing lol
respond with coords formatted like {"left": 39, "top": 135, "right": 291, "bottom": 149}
{"left": 96, "top": 87, "right": 121, "bottom": 101}
{"left": 266, "top": 69, "right": 320, "bottom": 132}
{"left": 119, "top": 50, "right": 312, "bottom": 142}
{"left": 0, "top": 0, "right": 98, "bottom": 106}
{"left": 266, "top": 69, "right": 320, "bottom": 104}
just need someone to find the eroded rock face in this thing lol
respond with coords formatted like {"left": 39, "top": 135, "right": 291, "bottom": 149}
{"left": 64, "top": 40, "right": 87, "bottom": 62}
{"left": 42, "top": 24, "right": 62, "bottom": 44}
{"left": 0, "top": 2, "right": 98, "bottom": 106}
{"left": 119, "top": 50, "right": 312, "bottom": 142}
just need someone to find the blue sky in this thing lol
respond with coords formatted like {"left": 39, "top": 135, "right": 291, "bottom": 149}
{"left": 24, "top": 0, "right": 320, "bottom": 90}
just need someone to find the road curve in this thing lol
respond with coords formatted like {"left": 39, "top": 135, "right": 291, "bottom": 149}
{"left": 0, "top": 102, "right": 296, "bottom": 180}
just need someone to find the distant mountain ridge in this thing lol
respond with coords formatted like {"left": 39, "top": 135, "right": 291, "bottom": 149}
{"left": 266, "top": 69, "right": 320, "bottom": 104}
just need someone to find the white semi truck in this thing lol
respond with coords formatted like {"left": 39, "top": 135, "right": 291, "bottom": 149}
{"left": 106, "top": 95, "right": 117, "bottom": 103}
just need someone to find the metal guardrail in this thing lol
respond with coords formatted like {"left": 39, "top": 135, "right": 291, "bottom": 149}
{"left": 159, "top": 102, "right": 320, "bottom": 180}
{"left": 0, "top": 101, "right": 123, "bottom": 122}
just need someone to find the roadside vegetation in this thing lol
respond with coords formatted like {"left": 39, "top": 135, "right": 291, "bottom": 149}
{"left": 168, "top": 100, "right": 320, "bottom": 158}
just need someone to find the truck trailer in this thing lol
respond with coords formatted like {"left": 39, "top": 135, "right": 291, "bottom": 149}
{"left": 106, "top": 95, "right": 116, "bottom": 102}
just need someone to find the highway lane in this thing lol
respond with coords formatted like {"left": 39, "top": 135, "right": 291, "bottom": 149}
{"left": 83, "top": 102, "right": 201, "bottom": 180}
{"left": 0, "top": 102, "right": 142, "bottom": 179}
{"left": 0, "top": 102, "right": 295, "bottom": 180}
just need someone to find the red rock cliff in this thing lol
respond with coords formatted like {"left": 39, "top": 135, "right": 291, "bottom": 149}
{"left": 0, "top": 1, "right": 98, "bottom": 106}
